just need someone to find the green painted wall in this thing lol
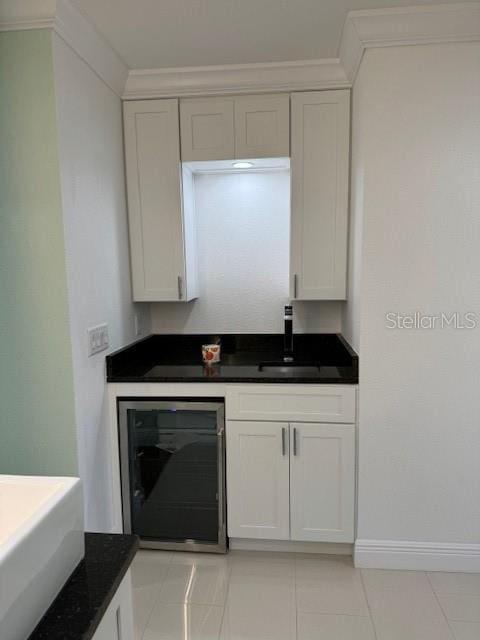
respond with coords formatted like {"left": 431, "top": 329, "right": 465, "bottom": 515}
{"left": 0, "top": 30, "right": 78, "bottom": 475}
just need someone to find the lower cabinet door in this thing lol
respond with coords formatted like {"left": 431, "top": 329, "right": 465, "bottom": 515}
{"left": 290, "top": 423, "right": 355, "bottom": 543}
{"left": 92, "top": 570, "right": 134, "bottom": 640}
{"left": 226, "top": 421, "right": 290, "bottom": 540}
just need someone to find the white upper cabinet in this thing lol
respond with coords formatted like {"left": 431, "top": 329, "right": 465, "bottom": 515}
{"left": 180, "top": 94, "right": 289, "bottom": 161}
{"left": 234, "top": 94, "right": 289, "bottom": 159}
{"left": 123, "top": 99, "right": 197, "bottom": 302}
{"left": 289, "top": 423, "right": 355, "bottom": 543}
{"left": 226, "top": 420, "right": 290, "bottom": 540}
{"left": 124, "top": 90, "right": 350, "bottom": 304}
{"left": 180, "top": 97, "right": 235, "bottom": 161}
{"left": 290, "top": 90, "right": 350, "bottom": 300}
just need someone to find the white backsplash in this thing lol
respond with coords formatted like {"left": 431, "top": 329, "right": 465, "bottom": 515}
{"left": 150, "top": 170, "right": 343, "bottom": 334}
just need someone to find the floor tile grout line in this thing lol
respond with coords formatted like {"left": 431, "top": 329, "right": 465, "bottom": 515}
{"left": 217, "top": 560, "right": 234, "bottom": 639}
{"left": 137, "top": 587, "right": 159, "bottom": 640}
{"left": 426, "top": 572, "right": 480, "bottom": 597}
{"left": 294, "top": 555, "right": 299, "bottom": 639}
{"left": 154, "top": 555, "right": 231, "bottom": 606}
{"left": 139, "top": 559, "right": 227, "bottom": 639}
{"left": 135, "top": 550, "right": 174, "bottom": 640}
{"left": 295, "top": 554, "right": 377, "bottom": 625}
{"left": 426, "top": 571, "right": 457, "bottom": 639}
{"left": 153, "top": 550, "right": 175, "bottom": 605}
{"left": 295, "top": 610, "right": 381, "bottom": 618}
{"left": 358, "top": 569, "right": 380, "bottom": 640}
{"left": 134, "top": 551, "right": 462, "bottom": 639}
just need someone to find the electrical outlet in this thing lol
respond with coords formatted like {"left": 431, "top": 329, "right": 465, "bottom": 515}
{"left": 87, "top": 324, "right": 109, "bottom": 356}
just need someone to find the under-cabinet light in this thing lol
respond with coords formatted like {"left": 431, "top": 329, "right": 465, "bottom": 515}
{"left": 232, "top": 161, "right": 254, "bottom": 169}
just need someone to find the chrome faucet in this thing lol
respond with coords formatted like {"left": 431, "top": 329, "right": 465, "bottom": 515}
{"left": 283, "top": 305, "right": 293, "bottom": 361}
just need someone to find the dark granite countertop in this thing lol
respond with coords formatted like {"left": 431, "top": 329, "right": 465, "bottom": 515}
{"left": 28, "top": 533, "right": 138, "bottom": 640}
{"left": 106, "top": 333, "right": 358, "bottom": 384}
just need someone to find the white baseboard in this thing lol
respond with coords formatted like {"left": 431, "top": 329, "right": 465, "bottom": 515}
{"left": 229, "top": 538, "right": 353, "bottom": 555}
{"left": 354, "top": 539, "right": 480, "bottom": 572}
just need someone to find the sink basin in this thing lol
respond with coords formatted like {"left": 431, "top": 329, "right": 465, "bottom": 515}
{"left": 0, "top": 475, "right": 84, "bottom": 640}
{"left": 258, "top": 362, "right": 320, "bottom": 375}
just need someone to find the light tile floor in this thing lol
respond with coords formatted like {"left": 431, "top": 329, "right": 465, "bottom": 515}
{"left": 132, "top": 549, "right": 480, "bottom": 640}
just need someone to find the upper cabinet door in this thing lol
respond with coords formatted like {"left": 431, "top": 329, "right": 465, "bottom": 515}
{"left": 226, "top": 420, "right": 290, "bottom": 540}
{"left": 290, "top": 90, "right": 350, "bottom": 300}
{"left": 180, "top": 97, "right": 234, "bottom": 161}
{"left": 234, "top": 94, "right": 290, "bottom": 159}
{"left": 290, "top": 423, "right": 355, "bottom": 543}
{"left": 123, "top": 99, "right": 197, "bottom": 302}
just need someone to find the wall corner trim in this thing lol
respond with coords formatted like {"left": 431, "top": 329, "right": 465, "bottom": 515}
{"left": 354, "top": 539, "right": 480, "bottom": 573}
{"left": 123, "top": 59, "right": 350, "bottom": 100}
{"left": 339, "top": 2, "right": 480, "bottom": 83}
{"left": 0, "top": 0, "right": 128, "bottom": 96}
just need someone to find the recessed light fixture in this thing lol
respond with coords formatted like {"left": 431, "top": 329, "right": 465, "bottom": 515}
{"left": 232, "top": 161, "right": 254, "bottom": 169}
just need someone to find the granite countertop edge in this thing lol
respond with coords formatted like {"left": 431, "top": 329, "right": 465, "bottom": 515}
{"left": 106, "top": 333, "right": 359, "bottom": 385}
{"left": 107, "top": 374, "right": 358, "bottom": 384}
{"left": 28, "top": 533, "right": 139, "bottom": 640}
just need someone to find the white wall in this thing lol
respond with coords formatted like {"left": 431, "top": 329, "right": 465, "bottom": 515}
{"left": 53, "top": 35, "right": 149, "bottom": 531}
{"left": 342, "top": 81, "right": 364, "bottom": 353}
{"left": 150, "top": 171, "right": 343, "bottom": 334}
{"left": 0, "top": 30, "right": 78, "bottom": 477}
{"left": 347, "top": 43, "right": 480, "bottom": 556}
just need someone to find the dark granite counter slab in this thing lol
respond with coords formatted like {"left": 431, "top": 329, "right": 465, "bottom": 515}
{"left": 28, "top": 533, "right": 138, "bottom": 640}
{"left": 106, "top": 333, "right": 358, "bottom": 384}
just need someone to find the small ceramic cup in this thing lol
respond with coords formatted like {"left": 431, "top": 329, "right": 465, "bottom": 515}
{"left": 202, "top": 343, "right": 221, "bottom": 365}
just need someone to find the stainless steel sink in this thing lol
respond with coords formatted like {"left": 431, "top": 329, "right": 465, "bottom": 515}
{"left": 258, "top": 362, "right": 320, "bottom": 375}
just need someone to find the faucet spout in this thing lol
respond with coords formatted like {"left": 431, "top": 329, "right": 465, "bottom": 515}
{"left": 284, "top": 305, "right": 293, "bottom": 360}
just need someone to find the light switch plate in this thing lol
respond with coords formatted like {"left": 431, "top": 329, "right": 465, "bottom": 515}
{"left": 87, "top": 324, "right": 109, "bottom": 356}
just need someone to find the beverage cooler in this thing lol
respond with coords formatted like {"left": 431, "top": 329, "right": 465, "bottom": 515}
{"left": 118, "top": 399, "right": 226, "bottom": 553}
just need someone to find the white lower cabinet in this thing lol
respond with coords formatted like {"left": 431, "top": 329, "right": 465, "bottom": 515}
{"left": 290, "top": 423, "right": 355, "bottom": 543}
{"left": 226, "top": 421, "right": 355, "bottom": 543}
{"left": 226, "top": 421, "right": 290, "bottom": 540}
{"left": 92, "top": 570, "right": 134, "bottom": 640}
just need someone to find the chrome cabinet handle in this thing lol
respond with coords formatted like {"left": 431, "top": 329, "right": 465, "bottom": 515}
{"left": 281, "top": 427, "right": 286, "bottom": 456}
{"left": 293, "top": 427, "right": 298, "bottom": 455}
{"left": 177, "top": 275, "right": 183, "bottom": 300}
{"left": 293, "top": 274, "right": 298, "bottom": 299}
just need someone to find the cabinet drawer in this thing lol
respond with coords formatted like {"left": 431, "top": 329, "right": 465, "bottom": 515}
{"left": 226, "top": 385, "right": 356, "bottom": 423}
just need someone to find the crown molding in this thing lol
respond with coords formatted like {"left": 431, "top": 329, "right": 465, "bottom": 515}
{"left": 340, "top": 2, "right": 480, "bottom": 83}
{"left": 54, "top": 0, "right": 128, "bottom": 96}
{"left": 0, "top": 1, "right": 56, "bottom": 30}
{"left": 123, "top": 58, "right": 350, "bottom": 100}
{"left": 2, "top": 2, "right": 479, "bottom": 98}
{"left": 0, "top": 0, "right": 128, "bottom": 97}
